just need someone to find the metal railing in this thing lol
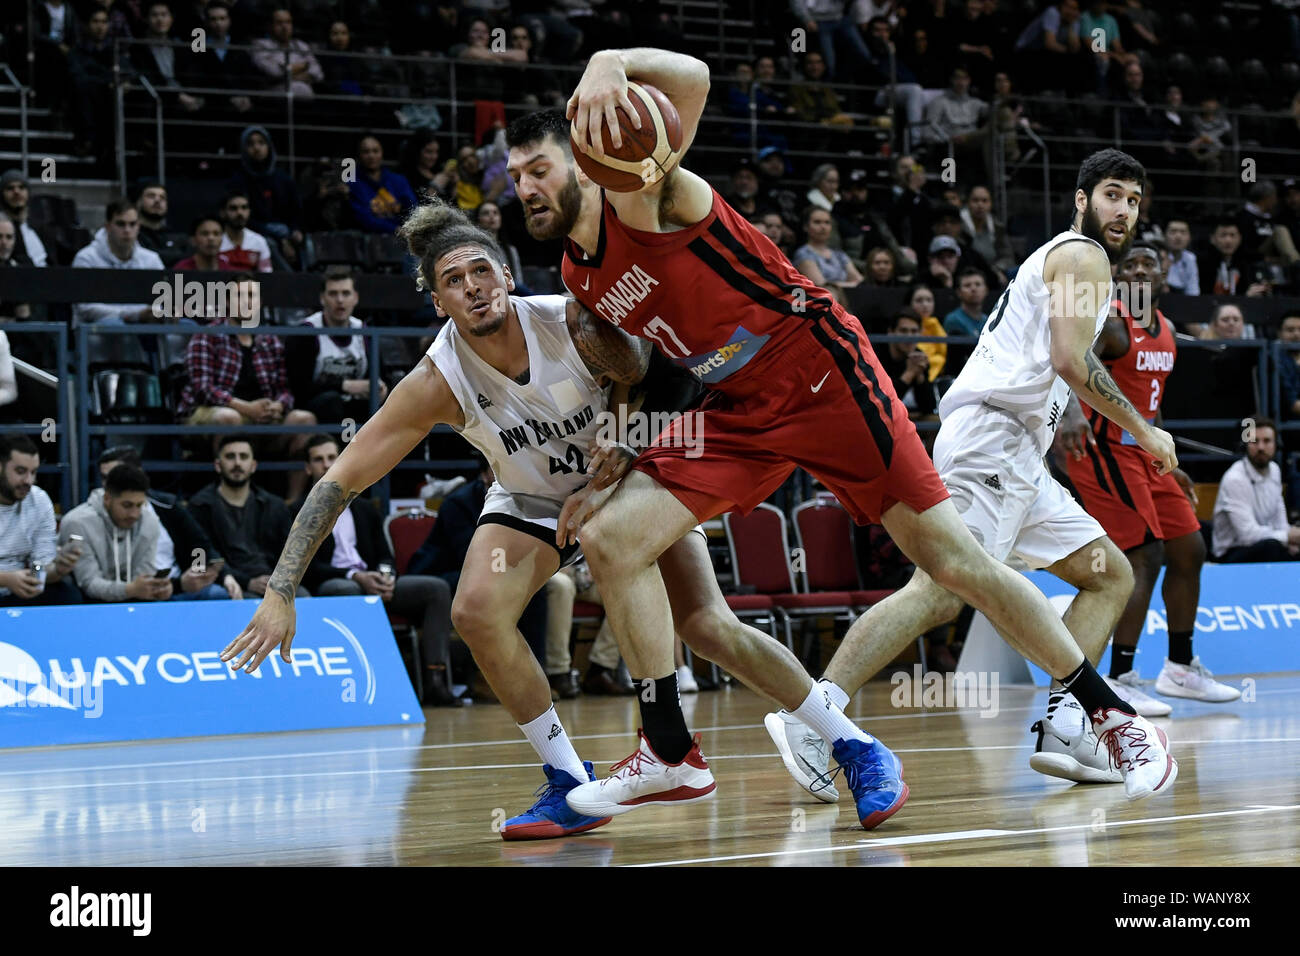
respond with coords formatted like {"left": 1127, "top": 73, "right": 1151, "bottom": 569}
{"left": 0, "top": 63, "right": 30, "bottom": 175}
{"left": 4, "top": 323, "right": 72, "bottom": 507}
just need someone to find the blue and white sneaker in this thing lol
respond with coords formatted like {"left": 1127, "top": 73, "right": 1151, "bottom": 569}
{"left": 825, "top": 737, "right": 909, "bottom": 830}
{"left": 501, "top": 762, "right": 613, "bottom": 841}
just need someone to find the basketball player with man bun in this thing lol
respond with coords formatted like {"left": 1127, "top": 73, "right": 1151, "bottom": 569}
{"left": 507, "top": 52, "right": 1172, "bottom": 822}
{"left": 221, "top": 197, "right": 878, "bottom": 839}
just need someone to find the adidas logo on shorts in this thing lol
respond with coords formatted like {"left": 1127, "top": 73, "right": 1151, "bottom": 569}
{"left": 983, "top": 473, "right": 1002, "bottom": 490}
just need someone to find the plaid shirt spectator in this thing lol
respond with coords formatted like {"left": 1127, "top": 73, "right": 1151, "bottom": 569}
{"left": 178, "top": 321, "right": 294, "bottom": 417}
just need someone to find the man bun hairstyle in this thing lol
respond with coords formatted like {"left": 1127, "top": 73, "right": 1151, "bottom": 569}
{"left": 397, "top": 197, "right": 505, "bottom": 293}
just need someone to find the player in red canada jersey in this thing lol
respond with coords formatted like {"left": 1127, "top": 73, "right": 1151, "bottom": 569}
{"left": 504, "top": 50, "right": 1158, "bottom": 824}
{"left": 1058, "top": 243, "right": 1241, "bottom": 708}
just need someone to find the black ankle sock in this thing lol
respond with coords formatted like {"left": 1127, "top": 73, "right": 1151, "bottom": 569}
{"left": 1168, "top": 631, "right": 1194, "bottom": 666}
{"left": 1110, "top": 645, "right": 1137, "bottom": 679}
{"left": 1060, "top": 660, "right": 1134, "bottom": 719}
{"left": 638, "top": 673, "right": 692, "bottom": 764}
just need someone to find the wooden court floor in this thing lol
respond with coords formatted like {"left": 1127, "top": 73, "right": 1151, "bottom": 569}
{"left": 1, "top": 674, "right": 1296, "bottom": 867}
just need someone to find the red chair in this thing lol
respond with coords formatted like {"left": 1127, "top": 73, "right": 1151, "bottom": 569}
{"left": 723, "top": 502, "right": 856, "bottom": 651}
{"left": 790, "top": 498, "right": 926, "bottom": 670}
{"left": 382, "top": 509, "right": 438, "bottom": 701}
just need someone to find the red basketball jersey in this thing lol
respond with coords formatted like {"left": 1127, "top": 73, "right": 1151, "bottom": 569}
{"left": 561, "top": 187, "right": 842, "bottom": 392}
{"left": 1080, "top": 299, "right": 1177, "bottom": 447}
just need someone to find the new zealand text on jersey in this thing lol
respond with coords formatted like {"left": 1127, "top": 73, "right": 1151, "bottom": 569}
{"left": 497, "top": 404, "right": 596, "bottom": 455}
{"left": 592, "top": 265, "right": 660, "bottom": 325}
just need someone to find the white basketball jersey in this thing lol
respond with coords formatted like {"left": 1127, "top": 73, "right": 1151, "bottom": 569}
{"left": 427, "top": 295, "right": 608, "bottom": 515}
{"left": 939, "top": 230, "right": 1112, "bottom": 453}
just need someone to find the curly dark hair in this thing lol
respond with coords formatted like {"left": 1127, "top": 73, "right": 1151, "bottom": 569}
{"left": 1075, "top": 148, "right": 1147, "bottom": 197}
{"left": 396, "top": 197, "right": 505, "bottom": 293}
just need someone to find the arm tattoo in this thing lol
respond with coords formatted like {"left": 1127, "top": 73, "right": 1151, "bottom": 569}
{"left": 569, "top": 303, "right": 652, "bottom": 384}
{"left": 1083, "top": 349, "right": 1139, "bottom": 417}
{"left": 266, "top": 480, "right": 357, "bottom": 602}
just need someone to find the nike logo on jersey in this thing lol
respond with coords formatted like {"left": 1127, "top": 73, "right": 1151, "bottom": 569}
{"left": 580, "top": 276, "right": 590, "bottom": 291}
{"left": 811, "top": 371, "right": 831, "bottom": 393}
{"left": 1132, "top": 334, "right": 1146, "bottom": 343}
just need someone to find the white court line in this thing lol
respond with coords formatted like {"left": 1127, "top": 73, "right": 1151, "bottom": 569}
{"left": 0, "top": 685, "right": 1292, "bottom": 779}
{"left": 628, "top": 803, "right": 1300, "bottom": 867}
{"left": 1, "top": 736, "right": 1296, "bottom": 795}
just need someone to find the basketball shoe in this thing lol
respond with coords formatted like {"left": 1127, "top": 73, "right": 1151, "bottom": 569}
{"left": 1104, "top": 670, "right": 1173, "bottom": 717}
{"left": 1029, "top": 697, "right": 1122, "bottom": 784}
{"left": 821, "top": 737, "right": 909, "bottom": 830}
{"left": 1153, "top": 657, "right": 1242, "bottom": 702}
{"left": 1090, "top": 708, "right": 1178, "bottom": 801}
{"left": 500, "top": 762, "right": 612, "bottom": 841}
{"left": 764, "top": 710, "right": 840, "bottom": 803}
{"left": 564, "top": 731, "right": 716, "bottom": 817}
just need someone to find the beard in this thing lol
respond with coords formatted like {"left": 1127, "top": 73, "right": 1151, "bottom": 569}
{"left": 0, "top": 471, "right": 23, "bottom": 503}
{"left": 468, "top": 309, "right": 508, "bottom": 337}
{"left": 221, "top": 472, "right": 250, "bottom": 488}
{"left": 523, "top": 168, "right": 582, "bottom": 241}
{"left": 1079, "top": 201, "right": 1134, "bottom": 264}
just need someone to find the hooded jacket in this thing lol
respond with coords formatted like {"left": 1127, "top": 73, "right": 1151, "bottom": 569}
{"left": 71, "top": 227, "right": 165, "bottom": 325}
{"left": 227, "top": 126, "right": 302, "bottom": 234}
{"left": 57, "top": 488, "right": 161, "bottom": 602}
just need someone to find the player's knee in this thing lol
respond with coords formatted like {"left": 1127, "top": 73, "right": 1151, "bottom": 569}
{"left": 451, "top": 593, "right": 495, "bottom": 645}
{"left": 212, "top": 406, "right": 242, "bottom": 425}
{"left": 1166, "top": 532, "right": 1206, "bottom": 574}
{"left": 1092, "top": 540, "right": 1134, "bottom": 596}
{"left": 581, "top": 511, "right": 644, "bottom": 577}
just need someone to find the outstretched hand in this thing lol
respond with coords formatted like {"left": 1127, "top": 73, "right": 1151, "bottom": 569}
{"left": 222, "top": 590, "right": 297, "bottom": 673}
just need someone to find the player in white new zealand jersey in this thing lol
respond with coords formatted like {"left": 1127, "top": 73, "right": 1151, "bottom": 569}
{"left": 226, "top": 198, "right": 871, "bottom": 839}
{"left": 775, "top": 149, "right": 1180, "bottom": 801}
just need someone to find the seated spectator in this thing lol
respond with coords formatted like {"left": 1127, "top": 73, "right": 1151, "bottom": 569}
{"left": 900, "top": 24, "right": 950, "bottom": 91}
{"left": 789, "top": 51, "right": 853, "bottom": 131}
{"left": 1198, "top": 220, "right": 1263, "bottom": 298}
{"left": 0, "top": 434, "right": 83, "bottom": 606}
{"left": 130, "top": 2, "right": 198, "bottom": 114}
{"left": 251, "top": 7, "right": 323, "bottom": 100}
{"left": 1237, "top": 182, "right": 1300, "bottom": 266}
{"left": 134, "top": 181, "right": 186, "bottom": 266}
{"left": 349, "top": 135, "right": 418, "bottom": 234}
{"left": 862, "top": 16, "right": 926, "bottom": 131}
{"left": 219, "top": 190, "right": 274, "bottom": 273}
{"left": 0, "top": 213, "right": 34, "bottom": 321}
{"left": 751, "top": 54, "right": 793, "bottom": 117}
{"left": 286, "top": 267, "right": 385, "bottom": 426}
{"left": 187, "top": 436, "right": 305, "bottom": 597}
{"left": 921, "top": 68, "right": 989, "bottom": 181}
{"left": 32, "top": 0, "right": 78, "bottom": 115}
{"left": 400, "top": 129, "right": 454, "bottom": 203}
{"left": 929, "top": 203, "right": 995, "bottom": 287}
{"left": 726, "top": 160, "right": 764, "bottom": 220}
{"left": 748, "top": 210, "right": 794, "bottom": 258}
{"left": 318, "top": 20, "right": 366, "bottom": 96}
{"left": 450, "top": 143, "right": 496, "bottom": 214}
{"left": 905, "top": 282, "right": 947, "bottom": 380}
{"left": 176, "top": 274, "right": 316, "bottom": 496}
{"left": 960, "top": 184, "right": 1015, "bottom": 282}
{"left": 1013, "top": 0, "right": 1089, "bottom": 94}
{"left": 0, "top": 171, "right": 49, "bottom": 267}
{"left": 1212, "top": 417, "right": 1300, "bottom": 562}
{"left": 1163, "top": 218, "right": 1199, "bottom": 295}
{"left": 864, "top": 246, "right": 904, "bottom": 287}
{"left": 503, "top": 22, "right": 566, "bottom": 108}
{"left": 57, "top": 464, "right": 169, "bottom": 604}
{"left": 943, "top": 266, "right": 989, "bottom": 336}
{"left": 177, "top": 0, "right": 255, "bottom": 118}
{"left": 475, "top": 202, "right": 526, "bottom": 286}
{"left": 173, "top": 215, "right": 230, "bottom": 272}
{"left": 887, "top": 153, "right": 934, "bottom": 254}
{"left": 227, "top": 126, "right": 304, "bottom": 268}
{"left": 294, "top": 435, "right": 461, "bottom": 705}
{"left": 879, "top": 308, "right": 938, "bottom": 418}
{"left": 805, "top": 163, "right": 841, "bottom": 213}
{"left": 925, "top": 234, "right": 964, "bottom": 291}
{"left": 1279, "top": 312, "right": 1300, "bottom": 421}
{"left": 95, "top": 445, "right": 240, "bottom": 600}
{"left": 1080, "top": 0, "right": 1125, "bottom": 93}
{"left": 755, "top": 146, "right": 800, "bottom": 229}
{"left": 793, "top": 0, "right": 875, "bottom": 81}
{"left": 300, "top": 156, "right": 357, "bottom": 232}
{"left": 1198, "top": 301, "right": 1246, "bottom": 341}
{"left": 833, "top": 168, "right": 910, "bottom": 268}
{"left": 1188, "top": 97, "right": 1232, "bottom": 189}
{"left": 71, "top": 198, "right": 166, "bottom": 325}
{"left": 793, "top": 206, "right": 862, "bottom": 306}
{"left": 953, "top": 0, "right": 997, "bottom": 92}
{"left": 68, "top": 6, "right": 131, "bottom": 167}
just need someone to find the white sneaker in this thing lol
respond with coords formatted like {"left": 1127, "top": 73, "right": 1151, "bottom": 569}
{"left": 1029, "top": 698, "right": 1122, "bottom": 784}
{"left": 764, "top": 711, "right": 840, "bottom": 803}
{"left": 1091, "top": 707, "right": 1178, "bottom": 801}
{"left": 1105, "top": 671, "right": 1173, "bottom": 717}
{"left": 675, "top": 664, "right": 699, "bottom": 694}
{"left": 565, "top": 731, "right": 716, "bottom": 817}
{"left": 1154, "top": 657, "right": 1242, "bottom": 702}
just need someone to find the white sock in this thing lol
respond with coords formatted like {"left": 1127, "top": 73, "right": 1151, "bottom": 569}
{"left": 793, "top": 684, "right": 872, "bottom": 748}
{"left": 518, "top": 706, "right": 587, "bottom": 784}
{"left": 816, "top": 678, "right": 850, "bottom": 712}
{"left": 1046, "top": 680, "right": 1066, "bottom": 717}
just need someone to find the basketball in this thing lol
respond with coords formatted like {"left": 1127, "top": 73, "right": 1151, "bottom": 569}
{"left": 569, "top": 81, "right": 684, "bottom": 193}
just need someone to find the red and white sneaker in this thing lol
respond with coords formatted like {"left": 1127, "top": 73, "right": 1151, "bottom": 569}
{"left": 564, "top": 730, "right": 716, "bottom": 818}
{"left": 1091, "top": 707, "right": 1178, "bottom": 801}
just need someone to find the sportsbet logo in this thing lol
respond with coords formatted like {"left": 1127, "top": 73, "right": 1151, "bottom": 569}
{"left": 691, "top": 341, "right": 746, "bottom": 379}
